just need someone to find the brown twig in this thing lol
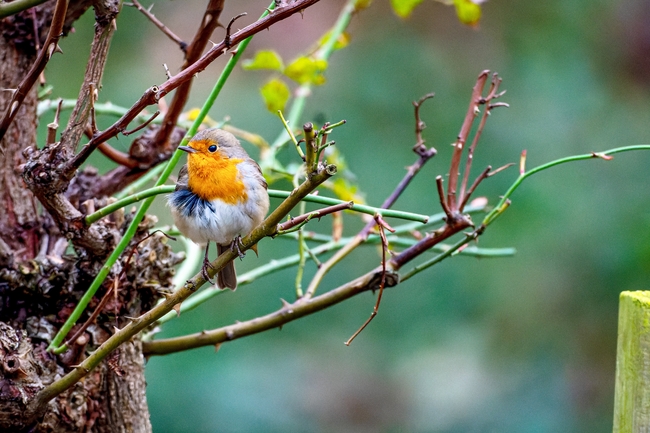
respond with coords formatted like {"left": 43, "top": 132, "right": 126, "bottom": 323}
{"left": 303, "top": 95, "right": 437, "bottom": 299}
{"left": 225, "top": 12, "right": 248, "bottom": 49}
{"left": 277, "top": 202, "right": 353, "bottom": 232}
{"left": 46, "top": 99, "right": 63, "bottom": 145}
{"left": 345, "top": 215, "right": 395, "bottom": 345}
{"left": 63, "top": 0, "right": 321, "bottom": 178}
{"left": 83, "top": 125, "right": 140, "bottom": 169}
{"left": 143, "top": 259, "right": 399, "bottom": 356}
{"left": 0, "top": 0, "right": 68, "bottom": 141}
{"left": 97, "top": 143, "right": 140, "bottom": 169}
{"left": 58, "top": 0, "right": 119, "bottom": 157}
{"left": 151, "top": 0, "right": 224, "bottom": 153}
{"left": 458, "top": 165, "right": 491, "bottom": 211}
{"left": 413, "top": 92, "right": 435, "bottom": 154}
{"left": 436, "top": 175, "right": 453, "bottom": 220}
{"left": 389, "top": 71, "right": 509, "bottom": 271}
{"left": 122, "top": 110, "right": 159, "bottom": 136}
{"left": 446, "top": 70, "right": 490, "bottom": 211}
{"left": 129, "top": 0, "right": 187, "bottom": 51}
{"left": 457, "top": 73, "right": 507, "bottom": 209}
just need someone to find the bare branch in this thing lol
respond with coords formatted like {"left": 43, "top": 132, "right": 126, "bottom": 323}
{"left": 129, "top": 0, "right": 187, "bottom": 51}
{"left": 143, "top": 263, "right": 399, "bottom": 356}
{"left": 151, "top": 0, "right": 224, "bottom": 152}
{"left": 277, "top": 202, "right": 353, "bottom": 233}
{"left": 413, "top": 92, "right": 435, "bottom": 155}
{"left": 63, "top": 0, "right": 322, "bottom": 178}
{"left": 0, "top": 0, "right": 68, "bottom": 141}
{"left": 344, "top": 214, "right": 396, "bottom": 345}
{"left": 58, "top": 0, "right": 120, "bottom": 156}
{"left": 446, "top": 70, "right": 490, "bottom": 210}
{"left": 122, "top": 110, "right": 160, "bottom": 136}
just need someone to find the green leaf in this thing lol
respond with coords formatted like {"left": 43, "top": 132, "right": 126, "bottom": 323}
{"left": 260, "top": 78, "right": 290, "bottom": 113}
{"left": 331, "top": 177, "right": 365, "bottom": 204}
{"left": 242, "top": 50, "right": 284, "bottom": 71}
{"left": 284, "top": 57, "right": 328, "bottom": 85}
{"left": 453, "top": 0, "right": 482, "bottom": 26}
{"left": 318, "top": 30, "right": 351, "bottom": 51}
{"left": 390, "top": 0, "right": 424, "bottom": 18}
{"left": 353, "top": 0, "right": 374, "bottom": 11}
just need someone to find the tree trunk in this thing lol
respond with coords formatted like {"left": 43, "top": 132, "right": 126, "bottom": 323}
{"left": 0, "top": 2, "right": 177, "bottom": 431}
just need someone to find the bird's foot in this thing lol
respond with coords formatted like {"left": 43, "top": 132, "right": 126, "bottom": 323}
{"left": 230, "top": 236, "right": 246, "bottom": 259}
{"left": 202, "top": 257, "right": 216, "bottom": 283}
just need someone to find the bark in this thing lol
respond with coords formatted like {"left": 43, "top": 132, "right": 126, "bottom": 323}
{"left": 0, "top": 2, "right": 180, "bottom": 431}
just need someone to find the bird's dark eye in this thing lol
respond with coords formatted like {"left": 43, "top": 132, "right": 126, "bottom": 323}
{"left": 208, "top": 144, "right": 218, "bottom": 153}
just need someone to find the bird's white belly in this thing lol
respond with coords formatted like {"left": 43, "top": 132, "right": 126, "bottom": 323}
{"left": 171, "top": 199, "right": 256, "bottom": 246}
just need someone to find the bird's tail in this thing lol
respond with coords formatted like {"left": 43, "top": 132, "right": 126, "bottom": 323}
{"left": 217, "top": 243, "right": 237, "bottom": 290}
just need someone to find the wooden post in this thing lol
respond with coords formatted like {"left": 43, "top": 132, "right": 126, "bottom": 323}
{"left": 613, "top": 291, "right": 650, "bottom": 432}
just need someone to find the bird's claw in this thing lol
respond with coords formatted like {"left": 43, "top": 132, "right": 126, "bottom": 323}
{"left": 202, "top": 257, "right": 216, "bottom": 283}
{"left": 230, "top": 236, "right": 245, "bottom": 259}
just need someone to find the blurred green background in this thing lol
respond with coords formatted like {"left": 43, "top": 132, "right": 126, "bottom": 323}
{"left": 42, "top": 0, "right": 650, "bottom": 431}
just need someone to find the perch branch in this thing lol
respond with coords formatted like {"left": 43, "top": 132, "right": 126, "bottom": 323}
{"left": 39, "top": 164, "right": 335, "bottom": 402}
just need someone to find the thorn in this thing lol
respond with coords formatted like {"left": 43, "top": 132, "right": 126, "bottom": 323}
{"left": 214, "top": 343, "right": 222, "bottom": 353}
{"left": 280, "top": 298, "right": 291, "bottom": 308}
{"left": 172, "top": 303, "right": 181, "bottom": 317}
{"left": 251, "top": 243, "right": 259, "bottom": 257}
{"left": 71, "top": 364, "right": 90, "bottom": 373}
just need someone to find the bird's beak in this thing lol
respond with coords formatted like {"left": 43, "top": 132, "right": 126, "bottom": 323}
{"left": 178, "top": 145, "right": 198, "bottom": 153}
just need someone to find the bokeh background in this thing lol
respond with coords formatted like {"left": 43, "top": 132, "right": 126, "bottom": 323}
{"left": 42, "top": 0, "right": 650, "bottom": 431}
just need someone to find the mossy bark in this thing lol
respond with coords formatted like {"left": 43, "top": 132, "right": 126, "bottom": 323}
{"left": 613, "top": 291, "right": 650, "bottom": 432}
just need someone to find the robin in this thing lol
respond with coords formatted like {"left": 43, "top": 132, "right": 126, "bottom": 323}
{"left": 168, "top": 128, "right": 270, "bottom": 290}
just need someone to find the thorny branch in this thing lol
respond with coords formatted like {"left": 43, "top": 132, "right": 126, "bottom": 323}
{"left": 345, "top": 214, "right": 394, "bottom": 345}
{"left": 129, "top": 0, "right": 188, "bottom": 51}
{"left": 36, "top": 162, "right": 336, "bottom": 407}
{"left": 0, "top": 0, "right": 68, "bottom": 141}
{"left": 277, "top": 202, "right": 353, "bottom": 233}
{"left": 389, "top": 71, "right": 508, "bottom": 270}
{"left": 143, "top": 72, "right": 510, "bottom": 355}
{"left": 76, "top": 0, "right": 222, "bottom": 199}
{"left": 58, "top": 0, "right": 119, "bottom": 157}
{"left": 303, "top": 94, "right": 438, "bottom": 300}
{"left": 20, "top": 0, "right": 322, "bottom": 257}
{"left": 62, "top": 0, "right": 323, "bottom": 179}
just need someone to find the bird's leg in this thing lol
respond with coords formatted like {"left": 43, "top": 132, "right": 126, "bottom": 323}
{"left": 202, "top": 242, "right": 216, "bottom": 283}
{"left": 230, "top": 236, "right": 246, "bottom": 259}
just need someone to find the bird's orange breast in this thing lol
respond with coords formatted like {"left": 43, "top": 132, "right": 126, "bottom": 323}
{"left": 186, "top": 153, "right": 247, "bottom": 204}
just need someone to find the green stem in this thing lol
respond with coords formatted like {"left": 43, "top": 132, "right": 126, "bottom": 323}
{"left": 272, "top": 190, "right": 429, "bottom": 223}
{"left": 113, "top": 163, "right": 166, "bottom": 199}
{"left": 47, "top": 4, "right": 273, "bottom": 353}
{"left": 483, "top": 145, "right": 650, "bottom": 226}
{"left": 85, "top": 186, "right": 430, "bottom": 226}
{"left": 86, "top": 185, "right": 174, "bottom": 224}
{"left": 267, "top": 0, "right": 355, "bottom": 151}
{"left": 399, "top": 234, "right": 473, "bottom": 282}
{"left": 0, "top": 0, "right": 49, "bottom": 19}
